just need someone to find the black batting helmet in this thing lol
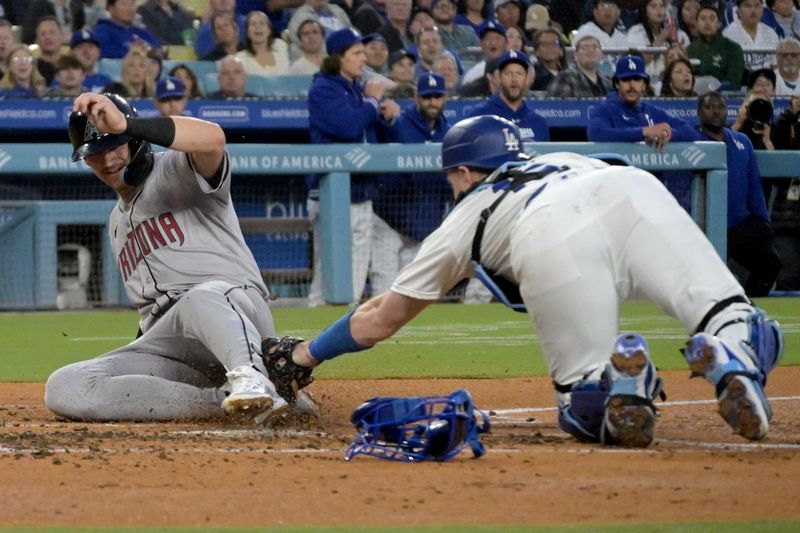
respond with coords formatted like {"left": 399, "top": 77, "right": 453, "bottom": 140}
{"left": 68, "top": 93, "right": 153, "bottom": 185}
{"left": 69, "top": 93, "right": 138, "bottom": 162}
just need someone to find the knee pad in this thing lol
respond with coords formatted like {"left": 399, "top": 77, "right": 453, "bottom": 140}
{"left": 557, "top": 379, "right": 609, "bottom": 443}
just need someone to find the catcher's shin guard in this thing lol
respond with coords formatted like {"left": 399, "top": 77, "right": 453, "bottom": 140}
{"left": 683, "top": 333, "right": 772, "bottom": 440}
{"left": 699, "top": 303, "right": 784, "bottom": 385}
{"left": 602, "top": 334, "right": 664, "bottom": 448}
{"left": 261, "top": 336, "right": 314, "bottom": 404}
{"left": 557, "top": 379, "right": 608, "bottom": 443}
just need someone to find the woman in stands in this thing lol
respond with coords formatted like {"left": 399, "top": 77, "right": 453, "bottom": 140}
{"left": 168, "top": 64, "right": 205, "bottom": 98}
{"left": 455, "top": 0, "right": 489, "bottom": 36}
{"left": 0, "top": 44, "right": 46, "bottom": 98}
{"left": 627, "top": 0, "right": 690, "bottom": 78}
{"left": 103, "top": 48, "right": 156, "bottom": 97}
{"left": 505, "top": 24, "right": 529, "bottom": 53}
{"left": 659, "top": 57, "right": 697, "bottom": 96}
{"left": 236, "top": 10, "right": 290, "bottom": 77}
{"left": 676, "top": 0, "right": 701, "bottom": 42}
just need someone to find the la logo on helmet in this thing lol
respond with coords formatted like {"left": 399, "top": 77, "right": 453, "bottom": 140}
{"left": 628, "top": 58, "right": 636, "bottom": 70}
{"left": 502, "top": 128, "right": 519, "bottom": 151}
{"left": 83, "top": 120, "right": 100, "bottom": 142}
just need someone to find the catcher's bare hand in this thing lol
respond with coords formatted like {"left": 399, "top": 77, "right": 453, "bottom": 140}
{"left": 261, "top": 336, "right": 314, "bottom": 404}
{"left": 72, "top": 93, "right": 127, "bottom": 135}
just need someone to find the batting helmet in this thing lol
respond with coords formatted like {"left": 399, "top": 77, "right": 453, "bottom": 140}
{"left": 345, "top": 388, "right": 490, "bottom": 462}
{"left": 68, "top": 93, "right": 153, "bottom": 185}
{"left": 441, "top": 115, "right": 526, "bottom": 171}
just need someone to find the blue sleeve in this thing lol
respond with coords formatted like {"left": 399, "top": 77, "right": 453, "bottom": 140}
{"left": 745, "top": 141, "right": 770, "bottom": 220}
{"left": 136, "top": 28, "right": 162, "bottom": 50}
{"left": 642, "top": 104, "right": 699, "bottom": 141}
{"left": 194, "top": 23, "right": 214, "bottom": 57}
{"left": 656, "top": 109, "right": 699, "bottom": 142}
{"left": 308, "top": 82, "right": 380, "bottom": 142}
{"left": 587, "top": 105, "right": 646, "bottom": 142}
{"left": 376, "top": 117, "right": 404, "bottom": 143}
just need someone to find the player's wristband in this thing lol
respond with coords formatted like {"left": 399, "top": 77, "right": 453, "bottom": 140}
{"left": 125, "top": 117, "right": 176, "bottom": 148}
{"left": 308, "top": 309, "right": 369, "bottom": 362}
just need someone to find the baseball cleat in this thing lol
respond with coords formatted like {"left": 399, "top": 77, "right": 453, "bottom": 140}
{"left": 222, "top": 365, "right": 289, "bottom": 426}
{"left": 604, "top": 397, "right": 655, "bottom": 448}
{"left": 603, "top": 334, "right": 663, "bottom": 448}
{"left": 684, "top": 333, "right": 771, "bottom": 440}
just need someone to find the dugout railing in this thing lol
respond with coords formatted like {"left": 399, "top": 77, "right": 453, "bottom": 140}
{"left": 1, "top": 142, "right": 798, "bottom": 309}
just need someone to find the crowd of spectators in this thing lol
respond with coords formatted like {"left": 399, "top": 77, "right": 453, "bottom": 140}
{"left": 0, "top": 0, "right": 798, "bottom": 296}
{"left": 0, "top": 1, "right": 795, "bottom": 97}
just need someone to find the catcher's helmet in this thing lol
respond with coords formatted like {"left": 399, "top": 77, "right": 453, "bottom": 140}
{"left": 441, "top": 115, "right": 526, "bottom": 171}
{"left": 345, "top": 388, "right": 490, "bottom": 462}
{"left": 68, "top": 93, "right": 153, "bottom": 185}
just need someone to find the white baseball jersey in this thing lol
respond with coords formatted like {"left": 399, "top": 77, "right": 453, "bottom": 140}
{"left": 392, "top": 152, "right": 743, "bottom": 385}
{"left": 722, "top": 20, "right": 780, "bottom": 70}
{"left": 109, "top": 149, "right": 268, "bottom": 332}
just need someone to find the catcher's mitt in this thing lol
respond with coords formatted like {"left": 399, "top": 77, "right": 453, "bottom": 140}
{"left": 261, "top": 336, "right": 314, "bottom": 404}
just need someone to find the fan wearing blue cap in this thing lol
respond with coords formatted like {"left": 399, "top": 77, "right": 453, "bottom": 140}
{"left": 587, "top": 55, "right": 699, "bottom": 208}
{"left": 306, "top": 27, "right": 402, "bottom": 307}
{"left": 154, "top": 76, "right": 188, "bottom": 117}
{"left": 588, "top": 55, "right": 696, "bottom": 151}
{"left": 370, "top": 72, "right": 452, "bottom": 294}
{"left": 463, "top": 19, "right": 507, "bottom": 85}
{"left": 70, "top": 30, "right": 113, "bottom": 93}
{"left": 466, "top": 50, "right": 549, "bottom": 142}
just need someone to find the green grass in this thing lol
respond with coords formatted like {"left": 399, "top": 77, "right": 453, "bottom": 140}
{"left": 1, "top": 299, "right": 797, "bottom": 382}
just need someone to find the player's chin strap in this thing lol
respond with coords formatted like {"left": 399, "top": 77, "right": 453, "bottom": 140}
{"left": 471, "top": 162, "right": 565, "bottom": 313}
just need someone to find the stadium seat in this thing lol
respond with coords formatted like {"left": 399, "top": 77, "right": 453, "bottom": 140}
{"left": 163, "top": 60, "right": 218, "bottom": 80}
{"left": 203, "top": 72, "right": 265, "bottom": 96}
{"left": 96, "top": 58, "right": 123, "bottom": 81}
{"left": 180, "top": 0, "right": 211, "bottom": 17}
{"left": 258, "top": 75, "right": 314, "bottom": 98}
{"left": 202, "top": 73, "right": 313, "bottom": 98}
{"left": 166, "top": 45, "right": 198, "bottom": 61}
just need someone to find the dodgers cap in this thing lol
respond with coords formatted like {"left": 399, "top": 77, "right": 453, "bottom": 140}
{"left": 156, "top": 76, "right": 186, "bottom": 100}
{"left": 326, "top": 27, "right": 365, "bottom": 56}
{"left": 417, "top": 72, "right": 446, "bottom": 96}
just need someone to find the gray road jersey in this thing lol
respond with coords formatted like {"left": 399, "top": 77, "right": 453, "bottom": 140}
{"left": 108, "top": 149, "right": 268, "bottom": 331}
{"left": 391, "top": 153, "right": 611, "bottom": 300}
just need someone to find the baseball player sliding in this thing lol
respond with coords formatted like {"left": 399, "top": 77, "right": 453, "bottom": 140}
{"left": 266, "top": 115, "right": 784, "bottom": 447}
{"left": 45, "top": 92, "right": 311, "bottom": 426}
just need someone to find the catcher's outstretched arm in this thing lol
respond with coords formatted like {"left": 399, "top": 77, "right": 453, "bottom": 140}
{"left": 351, "top": 291, "right": 429, "bottom": 346}
{"left": 290, "top": 291, "right": 429, "bottom": 367}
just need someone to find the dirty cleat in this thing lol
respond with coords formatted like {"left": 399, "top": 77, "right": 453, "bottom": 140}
{"left": 603, "top": 333, "right": 663, "bottom": 448}
{"left": 222, "top": 365, "right": 289, "bottom": 426}
{"left": 605, "top": 397, "right": 656, "bottom": 448}
{"left": 684, "top": 333, "right": 771, "bottom": 440}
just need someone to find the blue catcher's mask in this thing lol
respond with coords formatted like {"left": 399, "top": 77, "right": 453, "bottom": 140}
{"left": 345, "top": 389, "right": 490, "bottom": 462}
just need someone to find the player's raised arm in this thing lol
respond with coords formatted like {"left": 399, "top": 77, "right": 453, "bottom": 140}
{"left": 72, "top": 92, "right": 225, "bottom": 183}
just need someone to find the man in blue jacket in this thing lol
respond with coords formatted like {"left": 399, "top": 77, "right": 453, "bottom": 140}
{"left": 371, "top": 72, "right": 452, "bottom": 295}
{"left": 306, "top": 27, "right": 401, "bottom": 307}
{"left": 697, "top": 91, "right": 782, "bottom": 297}
{"left": 92, "top": 0, "right": 161, "bottom": 59}
{"left": 587, "top": 55, "right": 697, "bottom": 209}
{"left": 467, "top": 50, "right": 550, "bottom": 142}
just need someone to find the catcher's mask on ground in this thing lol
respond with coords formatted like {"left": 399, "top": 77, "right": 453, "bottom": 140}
{"left": 345, "top": 388, "right": 490, "bottom": 462}
{"left": 68, "top": 93, "right": 153, "bottom": 186}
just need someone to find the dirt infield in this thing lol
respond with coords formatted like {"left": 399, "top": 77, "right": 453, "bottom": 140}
{"left": 2, "top": 368, "right": 800, "bottom": 528}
